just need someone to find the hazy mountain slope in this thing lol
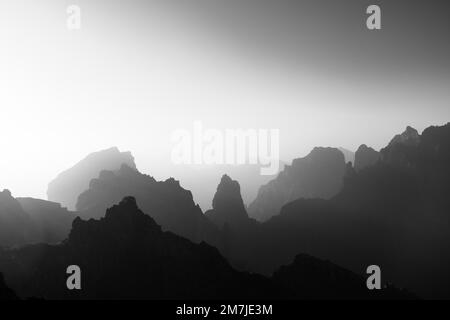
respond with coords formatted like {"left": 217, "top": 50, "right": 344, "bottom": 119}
{"left": 47, "top": 147, "right": 136, "bottom": 210}
{"left": 248, "top": 147, "right": 347, "bottom": 221}
{"left": 0, "top": 190, "right": 35, "bottom": 247}
{"left": 17, "top": 198, "right": 77, "bottom": 244}
{"left": 76, "top": 164, "right": 220, "bottom": 246}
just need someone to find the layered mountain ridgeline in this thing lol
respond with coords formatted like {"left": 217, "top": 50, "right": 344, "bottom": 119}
{"left": 0, "top": 197, "right": 411, "bottom": 300}
{"left": 169, "top": 162, "right": 284, "bottom": 212}
{"left": 76, "top": 164, "right": 220, "bottom": 247}
{"left": 0, "top": 197, "right": 281, "bottom": 300}
{"left": 248, "top": 147, "right": 347, "bottom": 222}
{"left": 0, "top": 190, "right": 76, "bottom": 247}
{"left": 48, "top": 147, "right": 137, "bottom": 210}
{"left": 244, "top": 124, "right": 450, "bottom": 299}
{"left": 354, "top": 144, "right": 380, "bottom": 172}
{"left": 0, "top": 272, "right": 18, "bottom": 300}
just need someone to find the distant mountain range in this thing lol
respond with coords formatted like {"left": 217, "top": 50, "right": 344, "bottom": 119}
{"left": 1, "top": 122, "right": 449, "bottom": 299}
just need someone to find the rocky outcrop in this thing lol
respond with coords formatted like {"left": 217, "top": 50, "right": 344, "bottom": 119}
{"left": 354, "top": 144, "right": 380, "bottom": 172}
{"left": 76, "top": 164, "right": 220, "bottom": 246}
{"left": 248, "top": 147, "right": 347, "bottom": 221}
{"left": 205, "top": 175, "right": 251, "bottom": 228}
{"left": 47, "top": 147, "right": 137, "bottom": 210}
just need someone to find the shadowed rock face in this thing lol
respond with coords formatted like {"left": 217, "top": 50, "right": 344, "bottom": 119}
{"left": 354, "top": 144, "right": 380, "bottom": 172}
{"left": 47, "top": 147, "right": 137, "bottom": 210}
{"left": 76, "top": 165, "right": 220, "bottom": 246}
{"left": 338, "top": 147, "right": 355, "bottom": 165}
{"left": 0, "top": 190, "right": 34, "bottom": 247}
{"left": 0, "top": 273, "right": 18, "bottom": 300}
{"left": 248, "top": 147, "right": 347, "bottom": 221}
{"left": 205, "top": 175, "right": 250, "bottom": 229}
{"left": 0, "top": 197, "right": 282, "bottom": 300}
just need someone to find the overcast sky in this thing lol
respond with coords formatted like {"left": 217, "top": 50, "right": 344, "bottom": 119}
{"left": 0, "top": 0, "right": 449, "bottom": 199}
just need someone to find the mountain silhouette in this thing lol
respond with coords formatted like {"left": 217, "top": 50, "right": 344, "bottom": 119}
{"left": 168, "top": 163, "right": 284, "bottom": 212}
{"left": 0, "top": 197, "right": 282, "bottom": 300}
{"left": 47, "top": 147, "right": 136, "bottom": 210}
{"left": 354, "top": 144, "right": 380, "bottom": 172}
{"left": 248, "top": 147, "right": 347, "bottom": 221}
{"left": 17, "top": 198, "right": 76, "bottom": 244}
{"left": 380, "top": 126, "right": 420, "bottom": 168}
{"left": 205, "top": 175, "right": 253, "bottom": 229}
{"left": 0, "top": 197, "right": 413, "bottom": 300}
{"left": 76, "top": 164, "right": 220, "bottom": 246}
{"left": 240, "top": 123, "right": 450, "bottom": 299}
{"left": 205, "top": 175, "right": 259, "bottom": 269}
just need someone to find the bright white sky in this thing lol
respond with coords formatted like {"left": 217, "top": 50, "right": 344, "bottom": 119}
{"left": 1, "top": 0, "right": 449, "bottom": 199}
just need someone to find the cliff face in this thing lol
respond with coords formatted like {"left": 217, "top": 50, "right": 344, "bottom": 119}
{"left": 76, "top": 164, "right": 220, "bottom": 246}
{"left": 354, "top": 144, "right": 380, "bottom": 172}
{"left": 205, "top": 175, "right": 250, "bottom": 228}
{"left": 47, "top": 147, "right": 137, "bottom": 210}
{"left": 0, "top": 190, "right": 35, "bottom": 247}
{"left": 248, "top": 147, "right": 347, "bottom": 221}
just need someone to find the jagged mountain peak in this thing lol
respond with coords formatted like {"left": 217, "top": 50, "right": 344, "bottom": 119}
{"left": 212, "top": 174, "right": 245, "bottom": 209}
{"left": 388, "top": 126, "right": 420, "bottom": 147}
{"left": 69, "top": 196, "right": 161, "bottom": 245}
{"left": 206, "top": 175, "right": 249, "bottom": 228}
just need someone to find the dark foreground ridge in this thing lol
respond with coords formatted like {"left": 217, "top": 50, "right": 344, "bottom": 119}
{"left": 0, "top": 197, "right": 412, "bottom": 300}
